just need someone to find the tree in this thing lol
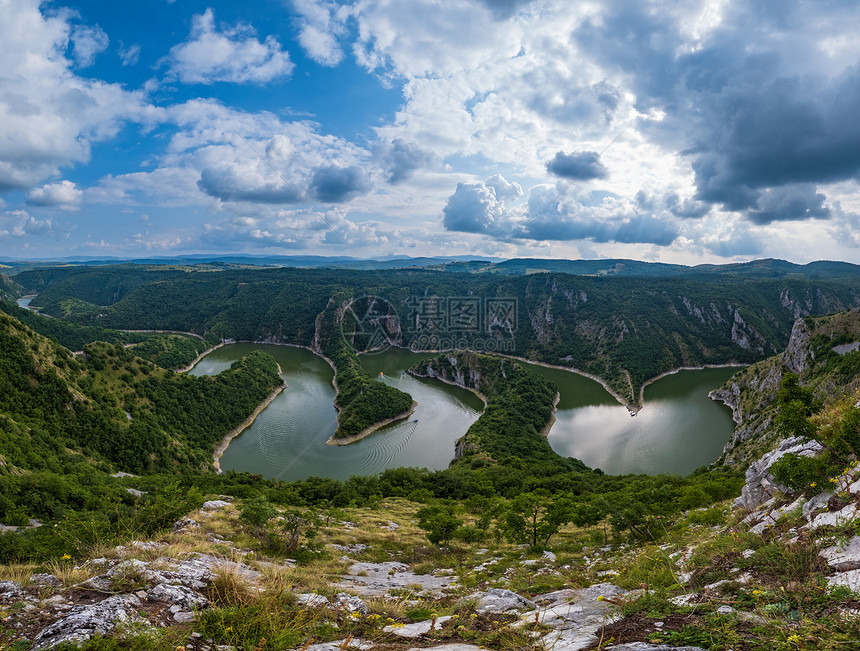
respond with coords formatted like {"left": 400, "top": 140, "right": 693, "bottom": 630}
{"left": 502, "top": 491, "right": 573, "bottom": 548}
{"left": 416, "top": 504, "right": 462, "bottom": 546}
{"left": 238, "top": 495, "right": 278, "bottom": 542}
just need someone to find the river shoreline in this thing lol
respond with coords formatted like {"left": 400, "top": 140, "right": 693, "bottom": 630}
{"left": 212, "top": 363, "right": 285, "bottom": 474}
{"left": 410, "top": 367, "right": 559, "bottom": 439}
{"left": 499, "top": 353, "right": 636, "bottom": 412}
{"left": 188, "top": 341, "right": 745, "bottom": 465}
{"left": 541, "top": 392, "right": 561, "bottom": 437}
{"left": 325, "top": 400, "right": 418, "bottom": 446}
{"left": 178, "top": 339, "right": 333, "bottom": 374}
{"left": 409, "top": 367, "right": 490, "bottom": 405}
{"left": 636, "top": 364, "right": 746, "bottom": 408}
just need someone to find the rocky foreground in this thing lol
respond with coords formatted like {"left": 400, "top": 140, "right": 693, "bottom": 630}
{"left": 4, "top": 439, "right": 860, "bottom": 651}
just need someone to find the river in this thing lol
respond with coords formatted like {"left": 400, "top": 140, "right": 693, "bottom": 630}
{"left": 189, "top": 344, "right": 483, "bottom": 482}
{"left": 189, "top": 344, "right": 739, "bottom": 480}
{"left": 527, "top": 364, "right": 740, "bottom": 475}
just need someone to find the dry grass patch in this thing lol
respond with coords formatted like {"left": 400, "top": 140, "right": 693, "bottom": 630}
{"left": 42, "top": 559, "right": 99, "bottom": 588}
{"left": 208, "top": 564, "right": 257, "bottom": 607}
{"left": 273, "top": 557, "right": 352, "bottom": 594}
{"left": 0, "top": 563, "right": 35, "bottom": 584}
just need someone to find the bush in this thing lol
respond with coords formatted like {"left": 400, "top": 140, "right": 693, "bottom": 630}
{"left": 416, "top": 504, "right": 462, "bottom": 545}
{"left": 770, "top": 453, "right": 832, "bottom": 493}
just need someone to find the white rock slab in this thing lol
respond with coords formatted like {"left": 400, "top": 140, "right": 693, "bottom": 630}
{"left": 384, "top": 616, "right": 452, "bottom": 637}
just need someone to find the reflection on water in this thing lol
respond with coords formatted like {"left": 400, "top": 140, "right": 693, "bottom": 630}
{"left": 189, "top": 344, "right": 481, "bottom": 482}
{"left": 531, "top": 366, "right": 740, "bottom": 475}
{"left": 190, "top": 343, "right": 740, "bottom": 479}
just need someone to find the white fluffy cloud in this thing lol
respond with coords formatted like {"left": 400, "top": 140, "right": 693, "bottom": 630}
{"left": 69, "top": 24, "right": 109, "bottom": 67}
{"left": 291, "top": 0, "right": 349, "bottom": 66}
{"left": 27, "top": 180, "right": 83, "bottom": 208}
{"left": 0, "top": 0, "right": 159, "bottom": 193}
{"left": 0, "top": 210, "right": 55, "bottom": 239}
{"left": 164, "top": 8, "right": 294, "bottom": 84}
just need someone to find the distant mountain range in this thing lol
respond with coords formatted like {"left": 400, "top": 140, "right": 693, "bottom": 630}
{"left": 1, "top": 255, "right": 858, "bottom": 279}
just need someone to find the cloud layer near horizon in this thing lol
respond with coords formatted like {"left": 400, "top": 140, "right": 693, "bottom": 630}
{"left": 1, "top": 0, "right": 860, "bottom": 263}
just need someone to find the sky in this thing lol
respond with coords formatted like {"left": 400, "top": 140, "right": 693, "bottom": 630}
{"left": 2, "top": 0, "right": 860, "bottom": 264}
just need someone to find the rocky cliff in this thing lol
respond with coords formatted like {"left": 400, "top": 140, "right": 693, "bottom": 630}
{"left": 715, "top": 308, "right": 860, "bottom": 467}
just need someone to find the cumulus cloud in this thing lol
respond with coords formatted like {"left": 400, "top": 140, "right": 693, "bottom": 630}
{"left": 309, "top": 165, "right": 371, "bottom": 203}
{"left": 746, "top": 185, "right": 830, "bottom": 225}
{"left": 0, "top": 210, "right": 55, "bottom": 238}
{"left": 291, "top": 0, "right": 349, "bottom": 66}
{"left": 546, "top": 151, "right": 608, "bottom": 180}
{"left": 442, "top": 174, "right": 521, "bottom": 234}
{"left": 198, "top": 163, "right": 302, "bottom": 204}
{"left": 86, "top": 100, "right": 373, "bottom": 217}
{"left": 380, "top": 139, "right": 436, "bottom": 184}
{"left": 571, "top": 1, "right": 860, "bottom": 228}
{"left": 485, "top": 174, "right": 522, "bottom": 201}
{"left": 26, "top": 180, "right": 83, "bottom": 208}
{"left": 164, "top": 8, "right": 293, "bottom": 84}
{"left": 665, "top": 192, "right": 710, "bottom": 220}
{"left": 69, "top": 24, "right": 109, "bottom": 67}
{"left": 0, "top": 0, "right": 158, "bottom": 193}
{"left": 521, "top": 188, "right": 678, "bottom": 245}
{"left": 443, "top": 179, "right": 679, "bottom": 246}
{"left": 686, "top": 68, "right": 860, "bottom": 222}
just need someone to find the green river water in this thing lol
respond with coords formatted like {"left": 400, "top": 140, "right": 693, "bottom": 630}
{"left": 189, "top": 344, "right": 739, "bottom": 480}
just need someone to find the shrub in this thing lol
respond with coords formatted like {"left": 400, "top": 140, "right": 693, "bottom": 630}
{"left": 770, "top": 453, "right": 832, "bottom": 493}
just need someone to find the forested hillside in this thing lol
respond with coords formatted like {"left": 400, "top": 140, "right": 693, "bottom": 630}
{"left": 0, "top": 300, "right": 218, "bottom": 369}
{"left": 0, "top": 273, "right": 23, "bottom": 303}
{"left": 411, "top": 351, "right": 564, "bottom": 466}
{"left": 14, "top": 264, "right": 860, "bottom": 406}
{"left": 0, "top": 310, "right": 282, "bottom": 537}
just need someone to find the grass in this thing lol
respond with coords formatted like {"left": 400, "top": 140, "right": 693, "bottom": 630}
{"left": 6, "top": 494, "right": 860, "bottom": 651}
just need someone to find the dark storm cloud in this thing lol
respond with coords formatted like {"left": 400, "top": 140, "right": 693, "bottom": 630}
{"left": 197, "top": 166, "right": 301, "bottom": 204}
{"left": 476, "top": 0, "right": 533, "bottom": 19}
{"left": 573, "top": 1, "right": 860, "bottom": 225}
{"left": 546, "top": 151, "right": 608, "bottom": 181}
{"left": 574, "top": 3, "right": 680, "bottom": 112}
{"left": 689, "top": 68, "right": 860, "bottom": 215}
{"left": 308, "top": 165, "right": 371, "bottom": 203}
{"left": 746, "top": 185, "right": 830, "bottom": 225}
{"left": 664, "top": 193, "right": 710, "bottom": 220}
{"left": 381, "top": 139, "right": 436, "bottom": 184}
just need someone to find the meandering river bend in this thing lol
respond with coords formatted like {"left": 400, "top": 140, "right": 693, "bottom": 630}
{"left": 190, "top": 344, "right": 738, "bottom": 480}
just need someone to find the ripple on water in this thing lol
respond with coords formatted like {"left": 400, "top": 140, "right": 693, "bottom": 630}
{"left": 191, "top": 345, "right": 738, "bottom": 479}
{"left": 191, "top": 344, "right": 482, "bottom": 482}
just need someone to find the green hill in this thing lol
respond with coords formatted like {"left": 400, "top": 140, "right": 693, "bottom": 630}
{"left": 0, "top": 310, "right": 283, "bottom": 546}
{"left": 14, "top": 264, "right": 860, "bottom": 407}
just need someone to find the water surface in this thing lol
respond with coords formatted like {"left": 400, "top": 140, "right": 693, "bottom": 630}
{"left": 531, "top": 365, "right": 739, "bottom": 475}
{"left": 189, "top": 344, "right": 482, "bottom": 481}
{"left": 190, "top": 344, "right": 740, "bottom": 479}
